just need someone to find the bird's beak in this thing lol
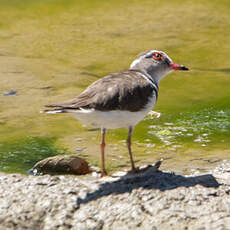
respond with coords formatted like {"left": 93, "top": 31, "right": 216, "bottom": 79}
{"left": 170, "top": 63, "right": 189, "bottom": 71}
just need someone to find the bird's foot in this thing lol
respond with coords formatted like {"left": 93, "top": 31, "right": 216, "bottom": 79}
{"left": 100, "top": 170, "right": 108, "bottom": 177}
{"left": 128, "top": 160, "right": 163, "bottom": 174}
{"left": 128, "top": 167, "right": 140, "bottom": 174}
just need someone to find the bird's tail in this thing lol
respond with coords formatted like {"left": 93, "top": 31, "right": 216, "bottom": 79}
{"left": 40, "top": 109, "right": 67, "bottom": 114}
{"left": 41, "top": 102, "right": 81, "bottom": 114}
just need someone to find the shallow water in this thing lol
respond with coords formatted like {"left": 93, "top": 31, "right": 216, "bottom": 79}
{"left": 147, "top": 107, "right": 230, "bottom": 150}
{"left": 0, "top": 0, "right": 229, "bottom": 174}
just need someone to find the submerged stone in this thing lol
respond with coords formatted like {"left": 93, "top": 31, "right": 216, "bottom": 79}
{"left": 30, "top": 155, "right": 90, "bottom": 175}
{"left": 3, "top": 90, "right": 18, "bottom": 96}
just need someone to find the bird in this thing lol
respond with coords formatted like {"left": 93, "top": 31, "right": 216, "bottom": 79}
{"left": 43, "top": 50, "right": 189, "bottom": 176}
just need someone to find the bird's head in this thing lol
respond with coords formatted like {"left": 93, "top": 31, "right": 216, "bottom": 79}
{"left": 130, "top": 50, "right": 189, "bottom": 83}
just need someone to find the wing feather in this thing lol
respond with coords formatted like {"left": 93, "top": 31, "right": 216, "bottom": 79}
{"left": 45, "top": 71, "right": 156, "bottom": 112}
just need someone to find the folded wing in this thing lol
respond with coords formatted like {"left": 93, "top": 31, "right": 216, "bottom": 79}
{"left": 45, "top": 71, "right": 156, "bottom": 112}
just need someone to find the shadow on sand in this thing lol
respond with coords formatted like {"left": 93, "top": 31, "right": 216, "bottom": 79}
{"left": 76, "top": 162, "right": 220, "bottom": 207}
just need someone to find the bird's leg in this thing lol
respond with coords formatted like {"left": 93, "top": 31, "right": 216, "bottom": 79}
{"left": 100, "top": 128, "right": 107, "bottom": 177}
{"left": 127, "top": 126, "right": 138, "bottom": 173}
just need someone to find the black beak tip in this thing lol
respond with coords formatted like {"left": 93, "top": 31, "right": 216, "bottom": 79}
{"left": 181, "top": 66, "right": 189, "bottom": 71}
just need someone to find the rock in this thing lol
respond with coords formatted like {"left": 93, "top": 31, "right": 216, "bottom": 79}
{"left": 1, "top": 161, "right": 230, "bottom": 229}
{"left": 30, "top": 155, "right": 90, "bottom": 175}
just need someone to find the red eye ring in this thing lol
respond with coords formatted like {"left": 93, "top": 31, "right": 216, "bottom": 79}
{"left": 153, "top": 52, "right": 162, "bottom": 61}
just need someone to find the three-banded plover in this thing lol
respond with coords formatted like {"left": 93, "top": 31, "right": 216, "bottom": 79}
{"left": 43, "top": 50, "right": 189, "bottom": 176}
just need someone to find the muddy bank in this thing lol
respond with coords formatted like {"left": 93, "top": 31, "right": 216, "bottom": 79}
{"left": 0, "top": 161, "right": 230, "bottom": 230}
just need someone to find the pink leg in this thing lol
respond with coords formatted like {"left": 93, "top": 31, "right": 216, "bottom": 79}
{"left": 101, "top": 128, "right": 107, "bottom": 177}
{"left": 127, "top": 126, "right": 138, "bottom": 173}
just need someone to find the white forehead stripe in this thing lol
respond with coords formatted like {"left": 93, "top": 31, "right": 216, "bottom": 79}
{"left": 130, "top": 50, "right": 156, "bottom": 69}
{"left": 130, "top": 58, "right": 142, "bottom": 69}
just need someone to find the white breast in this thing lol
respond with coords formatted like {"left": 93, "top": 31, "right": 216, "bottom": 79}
{"left": 73, "top": 95, "right": 156, "bottom": 129}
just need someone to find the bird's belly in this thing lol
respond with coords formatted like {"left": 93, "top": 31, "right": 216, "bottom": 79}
{"left": 73, "top": 96, "right": 156, "bottom": 129}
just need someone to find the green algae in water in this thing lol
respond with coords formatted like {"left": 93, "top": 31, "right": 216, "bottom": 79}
{"left": 0, "top": 136, "right": 65, "bottom": 174}
{"left": 146, "top": 107, "right": 230, "bottom": 150}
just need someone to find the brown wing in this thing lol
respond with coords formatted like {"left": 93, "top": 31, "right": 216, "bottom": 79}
{"left": 45, "top": 71, "right": 156, "bottom": 112}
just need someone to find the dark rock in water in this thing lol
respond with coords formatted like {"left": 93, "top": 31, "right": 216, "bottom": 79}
{"left": 30, "top": 155, "right": 90, "bottom": 175}
{"left": 3, "top": 90, "right": 18, "bottom": 96}
{"left": 39, "top": 85, "right": 53, "bottom": 90}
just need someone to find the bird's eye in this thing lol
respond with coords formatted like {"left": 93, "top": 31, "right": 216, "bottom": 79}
{"left": 153, "top": 52, "right": 163, "bottom": 61}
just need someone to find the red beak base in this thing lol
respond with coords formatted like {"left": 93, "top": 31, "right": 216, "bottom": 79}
{"left": 170, "top": 63, "right": 189, "bottom": 71}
